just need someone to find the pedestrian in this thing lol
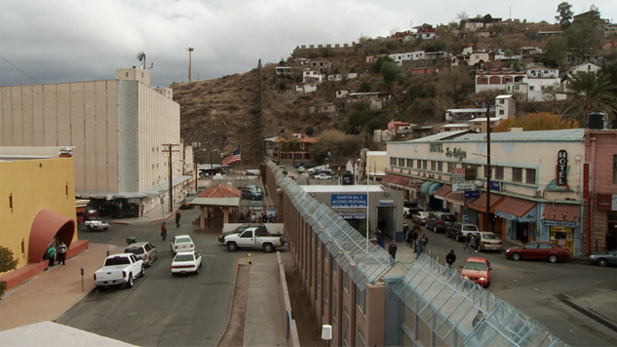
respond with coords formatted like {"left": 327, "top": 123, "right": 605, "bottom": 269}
{"left": 388, "top": 240, "right": 398, "bottom": 264}
{"left": 239, "top": 212, "right": 245, "bottom": 223}
{"left": 58, "top": 241, "right": 68, "bottom": 265}
{"left": 246, "top": 213, "right": 252, "bottom": 224}
{"left": 606, "top": 231, "right": 616, "bottom": 251}
{"left": 522, "top": 227, "right": 528, "bottom": 244}
{"left": 464, "top": 233, "right": 473, "bottom": 253}
{"left": 46, "top": 244, "right": 56, "bottom": 267}
{"left": 141, "top": 204, "right": 145, "bottom": 217}
{"left": 403, "top": 221, "right": 410, "bottom": 244}
{"left": 473, "top": 233, "right": 480, "bottom": 253}
{"left": 161, "top": 222, "right": 167, "bottom": 241}
{"left": 208, "top": 212, "right": 212, "bottom": 228}
{"left": 175, "top": 211, "right": 181, "bottom": 227}
{"left": 472, "top": 310, "right": 485, "bottom": 329}
{"left": 251, "top": 212, "right": 256, "bottom": 223}
{"left": 416, "top": 234, "right": 426, "bottom": 259}
{"left": 558, "top": 236, "right": 566, "bottom": 248}
{"left": 412, "top": 223, "right": 421, "bottom": 251}
{"left": 445, "top": 249, "right": 456, "bottom": 268}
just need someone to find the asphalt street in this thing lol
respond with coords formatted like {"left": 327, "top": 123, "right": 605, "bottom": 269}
{"left": 57, "top": 208, "right": 244, "bottom": 347}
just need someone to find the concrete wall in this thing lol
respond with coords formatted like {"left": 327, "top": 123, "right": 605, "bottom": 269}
{"left": 0, "top": 158, "right": 78, "bottom": 269}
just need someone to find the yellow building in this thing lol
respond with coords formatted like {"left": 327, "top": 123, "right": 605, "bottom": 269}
{"left": 0, "top": 156, "right": 85, "bottom": 289}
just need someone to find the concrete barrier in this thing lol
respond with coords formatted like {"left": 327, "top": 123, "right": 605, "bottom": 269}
{"left": 276, "top": 252, "right": 300, "bottom": 347}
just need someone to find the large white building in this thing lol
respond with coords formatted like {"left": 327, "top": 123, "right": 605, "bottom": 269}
{"left": 0, "top": 68, "right": 189, "bottom": 217}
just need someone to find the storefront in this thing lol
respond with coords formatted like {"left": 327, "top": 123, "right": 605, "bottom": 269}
{"left": 541, "top": 203, "right": 581, "bottom": 254}
{"left": 420, "top": 181, "right": 443, "bottom": 211}
{"left": 493, "top": 197, "right": 538, "bottom": 242}
{"left": 467, "top": 193, "right": 505, "bottom": 234}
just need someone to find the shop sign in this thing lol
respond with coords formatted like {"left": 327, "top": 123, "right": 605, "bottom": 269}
{"left": 446, "top": 147, "right": 467, "bottom": 158}
{"left": 331, "top": 194, "right": 367, "bottom": 209}
{"left": 378, "top": 200, "right": 394, "bottom": 206}
{"left": 337, "top": 212, "right": 366, "bottom": 220}
{"left": 596, "top": 194, "right": 616, "bottom": 211}
{"left": 464, "top": 190, "right": 480, "bottom": 199}
{"left": 557, "top": 150, "right": 567, "bottom": 186}
{"left": 430, "top": 143, "right": 444, "bottom": 153}
{"left": 490, "top": 181, "right": 501, "bottom": 191}
{"left": 542, "top": 220, "right": 576, "bottom": 228}
{"left": 453, "top": 182, "right": 475, "bottom": 193}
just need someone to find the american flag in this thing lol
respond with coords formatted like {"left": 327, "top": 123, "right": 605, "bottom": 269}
{"left": 222, "top": 148, "right": 241, "bottom": 165}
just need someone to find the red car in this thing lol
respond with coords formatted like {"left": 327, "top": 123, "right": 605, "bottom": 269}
{"left": 505, "top": 241, "right": 569, "bottom": 263}
{"left": 460, "top": 257, "right": 491, "bottom": 288}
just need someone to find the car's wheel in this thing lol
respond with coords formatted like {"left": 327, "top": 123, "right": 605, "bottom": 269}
{"left": 227, "top": 242, "right": 238, "bottom": 252}
{"left": 126, "top": 274, "right": 134, "bottom": 288}
{"left": 548, "top": 254, "right": 558, "bottom": 263}
{"left": 511, "top": 253, "right": 521, "bottom": 261}
{"left": 140, "top": 266, "right": 145, "bottom": 277}
{"left": 263, "top": 243, "right": 274, "bottom": 253}
{"left": 597, "top": 258, "right": 608, "bottom": 267}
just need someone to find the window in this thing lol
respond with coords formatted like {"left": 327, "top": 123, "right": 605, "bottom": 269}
{"left": 431, "top": 161, "right": 436, "bottom": 171}
{"left": 529, "top": 86, "right": 535, "bottom": 91}
{"left": 526, "top": 168, "right": 536, "bottom": 184}
{"left": 356, "top": 287, "right": 366, "bottom": 314}
{"left": 390, "top": 157, "right": 396, "bottom": 166}
{"left": 614, "top": 155, "right": 617, "bottom": 183}
{"left": 422, "top": 160, "right": 427, "bottom": 170}
{"left": 447, "top": 162, "right": 455, "bottom": 173}
{"left": 512, "top": 168, "right": 523, "bottom": 182}
{"left": 398, "top": 158, "right": 405, "bottom": 166}
{"left": 416, "top": 160, "right": 422, "bottom": 169}
{"left": 496, "top": 166, "right": 504, "bottom": 179}
{"left": 438, "top": 161, "right": 443, "bottom": 172}
{"left": 499, "top": 109, "right": 505, "bottom": 115}
{"left": 332, "top": 258, "right": 337, "bottom": 274}
{"left": 332, "top": 289, "right": 338, "bottom": 326}
{"left": 406, "top": 159, "right": 413, "bottom": 168}
{"left": 343, "top": 306, "right": 350, "bottom": 347}
{"left": 357, "top": 327, "right": 366, "bottom": 347}
{"left": 324, "top": 275, "right": 328, "bottom": 306}
{"left": 343, "top": 271, "right": 350, "bottom": 294}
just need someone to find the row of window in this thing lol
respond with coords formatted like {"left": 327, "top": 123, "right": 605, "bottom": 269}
{"left": 391, "top": 157, "right": 537, "bottom": 184}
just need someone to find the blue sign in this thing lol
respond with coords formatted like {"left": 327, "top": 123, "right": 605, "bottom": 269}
{"left": 490, "top": 181, "right": 501, "bottom": 191}
{"left": 331, "top": 194, "right": 367, "bottom": 209}
{"left": 464, "top": 190, "right": 480, "bottom": 199}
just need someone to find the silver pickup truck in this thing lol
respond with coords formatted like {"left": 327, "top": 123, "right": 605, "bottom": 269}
{"left": 93, "top": 253, "right": 145, "bottom": 289}
{"left": 222, "top": 227, "right": 285, "bottom": 253}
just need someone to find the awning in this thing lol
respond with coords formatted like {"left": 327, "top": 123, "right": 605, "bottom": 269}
{"left": 191, "top": 197, "right": 241, "bottom": 207}
{"left": 420, "top": 181, "right": 433, "bottom": 194}
{"left": 446, "top": 192, "right": 465, "bottom": 205}
{"left": 434, "top": 185, "right": 452, "bottom": 200}
{"left": 542, "top": 203, "right": 580, "bottom": 225}
{"left": 383, "top": 173, "right": 423, "bottom": 190}
{"left": 494, "top": 197, "right": 537, "bottom": 222}
{"left": 427, "top": 183, "right": 443, "bottom": 196}
{"left": 468, "top": 192, "right": 504, "bottom": 213}
{"left": 140, "top": 175, "right": 193, "bottom": 197}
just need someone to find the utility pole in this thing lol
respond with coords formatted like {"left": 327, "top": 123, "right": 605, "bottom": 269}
{"left": 485, "top": 105, "right": 492, "bottom": 232}
{"left": 162, "top": 143, "right": 180, "bottom": 213}
{"left": 187, "top": 47, "right": 194, "bottom": 82}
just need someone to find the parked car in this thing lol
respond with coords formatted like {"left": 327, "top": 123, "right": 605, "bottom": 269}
{"left": 84, "top": 208, "right": 100, "bottom": 221}
{"left": 505, "top": 241, "right": 570, "bottom": 263}
{"left": 84, "top": 218, "right": 109, "bottom": 231}
{"left": 179, "top": 197, "right": 194, "bottom": 210}
{"left": 293, "top": 162, "right": 306, "bottom": 168}
{"left": 124, "top": 242, "right": 158, "bottom": 267}
{"left": 171, "top": 251, "right": 203, "bottom": 275}
{"left": 218, "top": 224, "right": 272, "bottom": 243}
{"left": 411, "top": 211, "right": 430, "bottom": 225}
{"left": 314, "top": 174, "right": 331, "bottom": 180}
{"left": 93, "top": 253, "right": 144, "bottom": 290}
{"left": 473, "top": 232, "right": 504, "bottom": 252}
{"left": 241, "top": 189, "right": 263, "bottom": 200}
{"left": 446, "top": 223, "right": 479, "bottom": 241}
{"left": 297, "top": 166, "right": 306, "bottom": 173}
{"left": 222, "top": 227, "right": 286, "bottom": 253}
{"left": 170, "top": 235, "right": 195, "bottom": 254}
{"left": 460, "top": 257, "right": 491, "bottom": 288}
{"left": 425, "top": 212, "right": 457, "bottom": 233}
{"left": 588, "top": 250, "right": 617, "bottom": 267}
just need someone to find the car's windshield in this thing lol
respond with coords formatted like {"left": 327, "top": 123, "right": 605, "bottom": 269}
{"left": 176, "top": 237, "right": 192, "bottom": 244}
{"left": 483, "top": 233, "right": 498, "bottom": 240}
{"left": 125, "top": 248, "right": 144, "bottom": 254}
{"left": 463, "top": 225, "right": 477, "bottom": 231}
{"left": 174, "top": 254, "right": 194, "bottom": 262}
{"left": 464, "top": 261, "right": 488, "bottom": 271}
{"left": 105, "top": 257, "right": 130, "bottom": 266}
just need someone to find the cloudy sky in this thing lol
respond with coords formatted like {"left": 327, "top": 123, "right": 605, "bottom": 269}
{"left": 1, "top": 1, "right": 615, "bottom": 88}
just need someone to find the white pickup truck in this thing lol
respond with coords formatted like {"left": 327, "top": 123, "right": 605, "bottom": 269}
{"left": 222, "top": 227, "right": 285, "bottom": 253}
{"left": 93, "top": 253, "right": 145, "bottom": 290}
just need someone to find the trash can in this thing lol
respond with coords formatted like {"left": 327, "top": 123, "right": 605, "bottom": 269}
{"left": 395, "top": 231, "right": 404, "bottom": 243}
{"left": 126, "top": 236, "right": 137, "bottom": 245}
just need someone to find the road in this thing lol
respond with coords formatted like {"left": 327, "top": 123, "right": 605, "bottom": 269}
{"left": 412, "top": 221, "right": 617, "bottom": 347}
{"left": 57, "top": 208, "right": 244, "bottom": 347}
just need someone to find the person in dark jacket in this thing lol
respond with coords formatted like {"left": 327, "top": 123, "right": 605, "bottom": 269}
{"left": 445, "top": 250, "right": 456, "bottom": 268}
{"left": 161, "top": 222, "right": 167, "bottom": 241}
{"left": 175, "top": 211, "right": 181, "bottom": 227}
{"left": 388, "top": 241, "right": 398, "bottom": 264}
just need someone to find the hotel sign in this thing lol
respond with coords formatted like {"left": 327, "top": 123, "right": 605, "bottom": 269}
{"left": 557, "top": 150, "right": 567, "bottom": 186}
{"left": 430, "top": 143, "right": 467, "bottom": 158}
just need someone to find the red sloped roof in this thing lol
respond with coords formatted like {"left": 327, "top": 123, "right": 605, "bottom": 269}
{"left": 542, "top": 203, "right": 580, "bottom": 222}
{"left": 197, "top": 184, "right": 241, "bottom": 198}
{"left": 494, "top": 197, "right": 536, "bottom": 218}
{"left": 468, "top": 192, "right": 504, "bottom": 213}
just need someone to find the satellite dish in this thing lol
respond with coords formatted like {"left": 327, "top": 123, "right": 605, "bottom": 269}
{"left": 136, "top": 51, "right": 145, "bottom": 62}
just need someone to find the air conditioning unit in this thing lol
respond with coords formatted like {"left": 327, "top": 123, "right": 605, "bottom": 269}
{"left": 534, "top": 190, "right": 542, "bottom": 198}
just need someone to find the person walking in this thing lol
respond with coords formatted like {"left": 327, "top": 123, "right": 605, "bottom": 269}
{"left": 388, "top": 240, "right": 398, "bottom": 264}
{"left": 373, "top": 227, "right": 385, "bottom": 248}
{"left": 57, "top": 241, "right": 68, "bottom": 265}
{"left": 416, "top": 234, "right": 426, "bottom": 259}
{"left": 522, "top": 227, "right": 528, "bottom": 244}
{"left": 412, "top": 222, "right": 422, "bottom": 251}
{"left": 403, "top": 222, "right": 410, "bottom": 246}
{"left": 445, "top": 250, "right": 456, "bottom": 268}
{"left": 464, "top": 233, "right": 473, "bottom": 254}
{"left": 175, "top": 211, "right": 182, "bottom": 227}
{"left": 46, "top": 244, "right": 56, "bottom": 267}
{"left": 161, "top": 222, "right": 167, "bottom": 241}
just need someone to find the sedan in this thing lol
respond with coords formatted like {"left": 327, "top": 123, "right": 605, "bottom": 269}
{"left": 171, "top": 251, "right": 203, "bottom": 275}
{"left": 473, "top": 232, "right": 503, "bottom": 252}
{"left": 505, "top": 241, "right": 570, "bottom": 263}
{"left": 460, "top": 257, "right": 491, "bottom": 288}
{"left": 84, "top": 219, "right": 109, "bottom": 231}
{"left": 588, "top": 250, "right": 617, "bottom": 267}
{"left": 411, "top": 211, "right": 430, "bottom": 225}
{"left": 297, "top": 166, "right": 306, "bottom": 173}
{"left": 314, "top": 174, "right": 331, "bottom": 180}
{"left": 241, "top": 189, "right": 263, "bottom": 200}
{"left": 170, "top": 235, "right": 195, "bottom": 254}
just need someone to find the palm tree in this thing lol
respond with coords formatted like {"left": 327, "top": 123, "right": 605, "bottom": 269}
{"left": 561, "top": 71, "right": 617, "bottom": 126}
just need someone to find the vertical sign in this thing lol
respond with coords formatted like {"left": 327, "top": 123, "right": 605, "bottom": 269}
{"left": 557, "top": 150, "right": 567, "bottom": 186}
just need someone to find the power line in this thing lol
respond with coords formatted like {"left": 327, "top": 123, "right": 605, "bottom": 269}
{"left": 0, "top": 55, "right": 40, "bottom": 85}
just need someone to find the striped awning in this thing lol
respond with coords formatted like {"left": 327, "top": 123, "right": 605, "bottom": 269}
{"left": 542, "top": 203, "right": 579, "bottom": 222}
{"left": 468, "top": 192, "right": 504, "bottom": 213}
{"left": 434, "top": 185, "right": 452, "bottom": 200}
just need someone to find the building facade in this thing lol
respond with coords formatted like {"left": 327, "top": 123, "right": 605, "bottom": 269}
{"left": 385, "top": 129, "right": 586, "bottom": 254}
{"left": 0, "top": 68, "right": 185, "bottom": 217}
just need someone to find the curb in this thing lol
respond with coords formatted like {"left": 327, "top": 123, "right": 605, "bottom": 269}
{"left": 54, "top": 285, "right": 98, "bottom": 322}
{"left": 214, "top": 258, "right": 240, "bottom": 347}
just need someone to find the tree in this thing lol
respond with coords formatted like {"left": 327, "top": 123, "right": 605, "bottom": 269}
{"left": 438, "top": 66, "right": 474, "bottom": 104}
{"left": 565, "top": 12, "right": 604, "bottom": 64}
{"left": 494, "top": 112, "right": 578, "bottom": 132}
{"left": 425, "top": 39, "right": 447, "bottom": 52}
{"left": 380, "top": 60, "right": 406, "bottom": 88}
{"left": 305, "top": 126, "right": 315, "bottom": 137}
{"left": 0, "top": 246, "right": 18, "bottom": 273}
{"left": 555, "top": 2, "right": 573, "bottom": 29}
{"left": 309, "top": 129, "right": 364, "bottom": 167}
{"left": 544, "top": 36, "right": 568, "bottom": 69}
{"left": 561, "top": 71, "right": 617, "bottom": 126}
